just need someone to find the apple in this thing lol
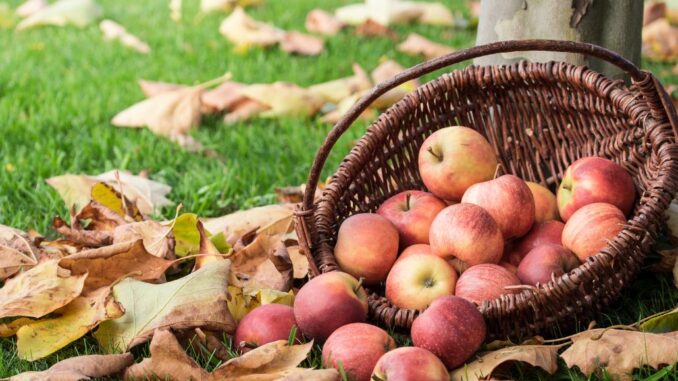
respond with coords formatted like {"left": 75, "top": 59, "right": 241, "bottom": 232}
{"left": 411, "top": 295, "right": 486, "bottom": 369}
{"left": 418, "top": 126, "right": 498, "bottom": 202}
{"left": 294, "top": 272, "right": 368, "bottom": 342}
{"left": 399, "top": 243, "right": 433, "bottom": 260}
{"left": 377, "top": 190, "right": 447, "bottom": 247}
{"left": 461, "top": 175, "right": 535, "bottom": 239}
{"left": 526, "top": 181, "right": 559, "bottom": 223}
{"left": 499, "top": 260, "right": 518, "bottom": 274}
{"left": 429, "top": 203, "right": 504, "bottom": 265}
{"left": 334, "top": 213, "right": 399, "bottom": 285}
{"left": 233, "top": 304, "right": 301, "bottom": 353}
{"left": 562, "top": 202, "right": 626, "bottom": 261}
{"left": 322, "top": 323, "right": 396, "bottom": 381}
{"left": 516, "top": 244, "right": 580, "bottom": 285}
{"left": 557, "top": 157, "right": 635, "bottom": 221}
{"left": 455, "top": 264, "right": 521, "bottom": 305}
{"left": 385, "top": 253, "right": 457, "bottom": 310}
{"left": 371, "top": 347, "right": 448, "bottom": 381}
{"left": 503, "top": 220, "right": 565, "bottom": 266}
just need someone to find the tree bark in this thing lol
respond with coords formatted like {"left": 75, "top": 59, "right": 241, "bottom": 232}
{"left": 474, "top": 0, "right": 643, "bottom": 81}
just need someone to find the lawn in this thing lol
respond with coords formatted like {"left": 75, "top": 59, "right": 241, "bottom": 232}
{"left": 0, "top": 0, "right": 677, "bottom": 379}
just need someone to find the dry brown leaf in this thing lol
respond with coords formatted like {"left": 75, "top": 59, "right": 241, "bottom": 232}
{"left": 60, "top": 239, "right": 174, "bottom": 293}
{"left": 113, "top": 220, "right": 175, "bottom": 259}
{"left": 319, "top": 92, "right": 377, "bottom": 124}
{"left": 450, "top": 345, "right": 559, "bottom": 381}
{"left": 286, "top": 245, "right": 309, "bottom": 279}
{"left": 202, "top": 80, "right": 247, "bottom": 113}
{"left": 335, "top": 0, "right": 419, "bottom": 26}
{"left": 0, "top": 224, "right": 39, "bottom": 280}
{"left": 0, "top": 259, "right": 86, "bottom": 319}
{"left": 308, "top": 64, "right": 371, "bottom": 104}
{"left": 355, "top": 19, "right": 398, "bottom": 39}
{"left": 9, "top": 353, "right": 133, "bottom": 381}
{"left": 202, "top": 204, "right": 293, "bottom": 244}
{"left": 193, "top": 220, "right": 228, "bottom": 271}
{"left": 280, "top": 31, "right": 325, "bottom": 56}
{"left": 398, "top": 33, "right": 455, "bottom": 60}
{"left": 219, "top": 6, "right": 285, "bottom": 49}
{"left": 16, "top": 0, "right": 48, "bottom": 18}
{"left": 52, "top": 215, "right": 114, "bottom": 247}
{"left": 230, "top": 229, "right": 293, "bottom": 292}
{"left": 223, "top": 98, "right": 270, "bottom": 124}
{"left": 100, "top": 19, "right": 150, "bottom": 54}
{"left": 305, "top": 8, "right": 344, "bottom": 36}
{"left": 238, "top": 82, "right": 325, "bottom": 117}
{"left": 274, "top": 183, "right": 324, "bottom": 204}
{"left": 138, "top": 79, "right": 186, "bottom": 97}
{"left": 561, "top": 329, "right": 678, "bottom": 381}
{"left": 78, "top": 201, "right": 129, "bottom": 232}
{"left": 370, "top": 59, "right": 419, "bottom": 109}
{"left": 16, "top": 0, "right": 102, "bottom": 30}
{"left": 644, "top": 1, "right": 666, "bottom": 26}
{"left": 642, "top": 18, "right": 678, "bottom": 62}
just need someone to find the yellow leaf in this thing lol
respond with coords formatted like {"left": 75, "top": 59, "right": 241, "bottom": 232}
{"left": 238, "top": 82, "right": 324, "bottom": 118}
{"left": 91, "top": 182, "right": 143, "bottom": 221}
{"left": 226, "top": 286, "right": 294, "bottom": 321}
{"left": 450, "top": 345, "right": 559, "bottom": 381}
{"left": 172, "top": 213, "right": 201, "bottom": 256}
{"left": 0, "top": 318, "right": 34, "bottom": 337}
{"left": 16, "top": 286, "right": 124, "bottom": 361}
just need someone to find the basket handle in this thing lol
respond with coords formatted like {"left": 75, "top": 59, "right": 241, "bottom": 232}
{"left": 301, "top": 38, "right": 675, "bottom": 211}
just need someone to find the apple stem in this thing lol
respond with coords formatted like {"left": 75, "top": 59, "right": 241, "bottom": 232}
{"left": 354, "top": 277, "right": 364, "bottom": 293}
{"left": 372, "top": 376, "right": 385, "bottom": 381}
{"left": 405, "top": 193, "right": 411, "bottom": 211}
{"left": 240, "top": 341, "right": 258, "bottom": 349}
{"left": 493, "top": 163, "right": 503, "bottom": 179}
{"left": 427, "top": 146, "right": 442, "bottom": 161}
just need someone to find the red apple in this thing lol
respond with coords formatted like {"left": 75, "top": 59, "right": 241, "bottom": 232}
{"left": 461, "top": 175, "right": 535, "bottom": 239}
{"left": 377, "top": 190, "right": 447, "bottom": 247}
{"left": 399, "top": 244, "right": 433, "bottom": 260}
{"left": 562, "top": 202, "right": 626, "bottom": 261}
{"left": 516, "top": 244, "right": 580, "bottom": 285}
{"left": 411, "top": 295, "right": 486, "bottom": 369}
{"left": 499, "top": 260, "right": 518, "bottom": 274}
{"left": 418, "top": 126, "right": 498, "bottom": 201}
{"left": 386, "top": 253, "right": 457, "bottom": 310}
{"left": 503, "top": 220, "right": 565, "bottom": 266}
{"left": 294, "top": 272, "right": 368, "bottom": 342}
{"left": 233, "top": 304, "right": 301, "bottom": 353}
{"left": 334, "top": 213, "right": 399, "bottom": 285}
{"left": 322, "top": 323, "right": 396, "bottom": 381}
{"left": 371, "top": 347, "right": 448, "bottom": 381}
{"left": 526, "top": 181, "right": 559, "bottom": 223}
{"left": 429, "top": 203, "right": 504, "bottom": 265}
{"left": 557, "top": 157, "right": 635, "bottom": 221}
{"left": 455, "top": 264, "right": 521, "bottom": 305}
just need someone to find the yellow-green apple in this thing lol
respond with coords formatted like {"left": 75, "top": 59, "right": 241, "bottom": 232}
{"left": 377, "top": 190, "right": 447, "bottom": 247}
{"left": 294, "top": 272, "right": 368, "bottom": 342}
{"left": 233, "top": 304, "right": 301, "bottom": 353}
{"left": 385, "top": 253, "right": 457, "bottom": 310}
{"left": 503, "top": 220, "right": 565, "bottom": 266}
{"left": 455, "top": 264, "right": 520, "bottom": 305}
{"left": 557, "top": 157, "right": 635, "bottom": 221}
{"left": 526, "top": 181, "right": 559, "bottom": 223}
{"left": 516, "top": 244, "right": 580, "bottom": 285}
{"left": 418, "top": 126, "right": 498, "bottom": 201}
{"left": 562, "top": 202, "right": 626, "bottom": 261}
{"left": 399, "top": 243, "right": 433, "bottom": 260}
{"left": 461, "top": 175, "right": 535, "bottom": 239}
{"left": 429, "top": 203, "right": 504, "bottom": 265}
{"left": 322, "top": 323, "right": 396, "bottom": 381}
{"left": 371, "top": 347, "right": 448, "bottom": 381}
{"left": 411, "top": 295, "right": 486, "bottom": 369}
{"left": 334, "top": 213, "right": 399, "bottom": 285}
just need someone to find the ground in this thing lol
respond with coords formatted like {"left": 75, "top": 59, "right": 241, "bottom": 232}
{"left": 0, "top": 0, "right": 677, "bottom": 379}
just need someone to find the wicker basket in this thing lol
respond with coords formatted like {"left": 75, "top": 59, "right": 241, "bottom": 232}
{"left": 294, "top": 40, "right": 678, "bottom": 340}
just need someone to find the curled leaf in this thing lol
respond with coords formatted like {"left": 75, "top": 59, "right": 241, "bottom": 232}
{"left": 305, "top": 9, "right": 344, "bottom": 36}
{"left": 9, "top": 353, "right": 133, "bottom": 381}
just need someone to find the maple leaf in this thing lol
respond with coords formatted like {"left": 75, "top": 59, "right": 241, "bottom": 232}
{"left": 450, "top": 345, "right": 559, "bottom": 381}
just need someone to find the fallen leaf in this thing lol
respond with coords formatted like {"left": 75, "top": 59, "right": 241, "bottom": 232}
{"left": 16, "top": 286, "right": 124, "bottom": 361}
{"left": 640, "top": 307, "right": 678, "bottom": 333}
{"left": 16, "top": 0, "right": 102, "bottom": 30}
{"left": 308, "top": 63, "right": 371, "bottom": 104}
{"left": 398, "top": 33, "right": 455, "bottom": 60}
{"left": 170, "top": 0, "right": 181, "bottom": 22}
{"left": 355, "top": 19, "right": 398, "bottom": 39}
{"left": 450, "top": 345, "right": 559, "bottom": 381}
{"left": 319, "top": 93, "right": 377, "bottom": 124}
{"left": 60, "top": 239, "right": 175, "bottom": 293}
{"left": 229, "top": 228, "right": 293, "bottom": 292}
{"left": 52, "top": 215, "right": 113, "bottom": 247}
{"left": 416, "top": 2, "right": 455, "bottom": 26}
{"left": 561, "top": 329, "right": 678, "bottom": 381}
{"left": 200, "top": 0, "right": 262, "bottom": 13}
{"left": 239, "top": 82, "right": 324, "bottom": 117}
{"left": 15, "top": 0, "right": 48, "bottom": 18}
{"left": 0, "top": 259, "right": 86, "bottom": 319}
{"left": 642, "top": 18, "right": 678, "bottom": 62}
{"left": 95, "top": 260, "right": 235, "bottom": 351}
{"left": 219, "top": 6, "right": 285, "bottom": 49}
{"left": 193, "top": 220, "right": 228, "bottom": 271}
{"left": 0, "top": 224, "right": 38, "bottom": 280}
{"left": 189, "top": 327, "right": 231, "bottom": 362}
{"left": 172, "top": 212, "right": 201, "bottom": 256}
{"left": 8, "top": 353, "right": 133, "bottom": 381}
{"left": 644, "top": 1, "right": 666, "bottom": 26}
{"left": 202, "top": 80, "right": 247, "bottom": 113}
{"left": 0, "top": 317, "right": 34, "bottom": 337}
{"left": 77, "top": 200, "right": 130, "bottom": 231}
{"left": 305, "top": 8, "right": 344, "bottom": 36}
{"left": 138, "top": 79, "right": 186, "bottom": 97}
{"left": 227, "top": 286, "right": 294, "bottom": 321}
{"left": 336, "top": 0, "right": 452, "bottom": 27}
{"left": 113, "top": 220, "right": 175, "bottom": 259}
{"left": 280, "top": 31, "right": 325, "bottom": 56}
{"left": 370, "top": 59, "right": 419, "bottom": 108}
{"left": 286, "top": 245, "right": 309, "bottom": 279}
{"left": 223, "top": 98, "right": 270, "bottom": 124}
{"left": 100, "top": 19, "right": 151, "bottom": 54}
{"left": 202, "top": 204, "right": 293, "bottom": 244}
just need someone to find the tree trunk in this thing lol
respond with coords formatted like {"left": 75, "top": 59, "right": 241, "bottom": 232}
{"left": 474, "top": 0, "right": 643, "bottom": 81}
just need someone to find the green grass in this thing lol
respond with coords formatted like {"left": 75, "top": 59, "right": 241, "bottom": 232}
{"left": 0, "top": 0, "right": 676, "bottom": 379}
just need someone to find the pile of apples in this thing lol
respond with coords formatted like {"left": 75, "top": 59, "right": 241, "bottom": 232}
{"left": 232, "top": 126, "right": 637, "bottom": 381}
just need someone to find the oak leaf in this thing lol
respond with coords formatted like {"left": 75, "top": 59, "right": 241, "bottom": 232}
{"left": 397, "top": 33, "right": 455, "bottom": 60}
{"left": 219, "top": 7, "right": 285, "bottom": 49}
{"left": 0, "top": 224, "right": 39, "bottom": 280}
{"left": 305, "top": 9, "right": 344, "bottom": 36}
{"left": 450, "top": 345, "right": 559, "bottom": 381}
{"left": 16, "top": 0, "right": 101, "bottom": 30}
{"left": 280, "top": 31, "right": 325, "bottom": 56}
{"left": 8, "top": 353, "right": 133, "bottom": 381}
{"left": 100, "top": 19, "right": 150, "bottom": 54}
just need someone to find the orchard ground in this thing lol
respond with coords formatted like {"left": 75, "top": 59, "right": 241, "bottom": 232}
{"left": 1, "top": 0, "right": 677, "bottom": 379}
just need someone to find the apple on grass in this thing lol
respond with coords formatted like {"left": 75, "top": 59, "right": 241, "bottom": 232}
{"left": 503, "top": 220, "right": 565, "bottom": 266}
{"left": 322, "top": 323, "right": 396, "bottom": 381}
{"left": 455, "top": 264, "right": 521, "bottom": 305}
{"left": 371, "top": 347, "right": 448, "bottom": 381}
{"left": 293, "top": 272, "right": 368, "bottom": 342}
{"left": 385, "top": 253, "right": 457, "bottom": 310}
{"left": 418, "top": 126, "right": 498, "bottom": 202}
{"left": 562, "top": 202, "right": 626, "bottom": 261}
{"left": 233, "top": 304, "right": 301, "bottom": 353}
{"left": 411, "top": 295, "right": 486, "bottom": 369}
{"left": 526, "top": 181, "right": 560, "bottom": 223}
{"left": 334, "top": 213, "right": 399, "bottom": 285}
{"left": 461, "top": 174, "right": 535, "bottom": 239}
{"left": 429, "top": 203, "right": 504, "bottom": 266}
{"left": 377, "top": 190, "right": 447, "bottom": 247}
{"left": 516, "top": 244, "right": 580, "bottom": 285}
{"left": 557, "top": 156, "right": 635, "bottom": 221}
